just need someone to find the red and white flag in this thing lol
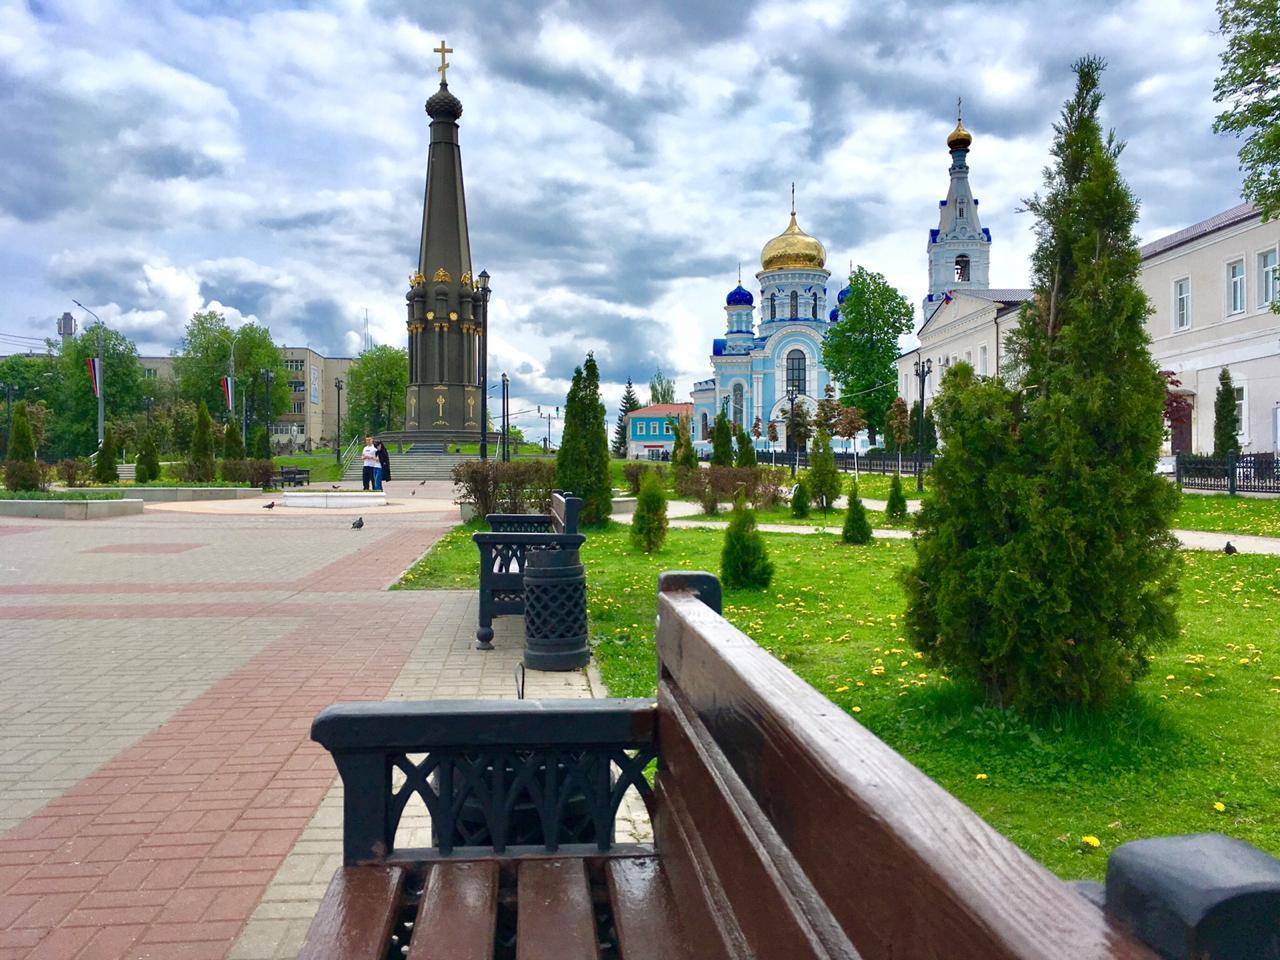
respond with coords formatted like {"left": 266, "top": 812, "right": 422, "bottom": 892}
{"left": 86, "top": 357, "right": 101, "bottom": 398}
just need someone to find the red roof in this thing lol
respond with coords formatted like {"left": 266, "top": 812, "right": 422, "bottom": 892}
{"left": 627, "top": 403, "right": 693, "bottom": 418}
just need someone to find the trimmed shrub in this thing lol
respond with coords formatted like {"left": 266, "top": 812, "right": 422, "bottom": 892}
{"left": 630, "top": 471, "right": 668, "bottom": 553}
{"left": 223, "top": 420, "right": 245, "bottom": 460}
{"left": 734, "top": 427, "right": 758, "bottom": 467}
{"left": 57, "top": 459, "right": 83, "bottom": 487}
{"left": 711, "top": 412, "right": 734, "bottom": 466}
{"left": 790, "top": 478, "right": 810, "bottom": 518}
{"left": 720, "top": 493, "right": 773, "bottom": 590}
{"left": 93, "top": 424, "right": 119, "bottom": 484}
{"left": 453, "top": 460, "right": 560, "bottom": 517}
{"left": 842, "top": 479, "right": 873, "bottom": 544}
{"left": 6, "top": 401, "right": 35, "bottom": 462}
{"left": 135, "top": 433, "right": 161, "bottom": 484}
{"left": 3, "top": 460, "right": 42, "bottom": 492}
{"left": 623, "top": 461, "right": 665, "bottom": 495}
{"left": 886, "top": 472, "right": 908, "bottom": 523}
{"left": 250, "top": 425, "right": 270, "bottom": 460}
{"left": 752, "top": 467, "right": 788, "bottom": 509}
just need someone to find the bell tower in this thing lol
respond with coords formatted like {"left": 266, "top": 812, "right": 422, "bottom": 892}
{"left": 925, "top": 101, "right": 991, "bottom": 313}
{"left": 404, "top": 41, "right": 484, "bottom": 436}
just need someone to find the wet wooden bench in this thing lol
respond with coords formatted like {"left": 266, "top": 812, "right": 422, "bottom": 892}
{"left": 298, "top": 572, "right": 1280, "bottom": 960}
{"left": 471, "top": 490, "right": 582, "bottom": 650}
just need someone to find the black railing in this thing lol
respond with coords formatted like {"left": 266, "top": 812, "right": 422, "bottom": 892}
{"left": 757, "top": 450, "right": 934, "bottom": 474}
{"left": 1176, "top": 452, "right": 1280, "bottom": 495}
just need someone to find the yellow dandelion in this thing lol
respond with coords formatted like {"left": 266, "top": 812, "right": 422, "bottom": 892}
{"left": 851, "top": 706, "right": 861, "bottom": 713}
{"left": 1213, "top": 801, "right": 1226, "bottom": 813}
{"left": 975, "top": 773, "right": 989, "bottom": 781}
{"left": 1081, "top": 836, "right": 1101, "bottom": 849}
{"left": 835, "top": 685, "right": 849, "bottom": 693}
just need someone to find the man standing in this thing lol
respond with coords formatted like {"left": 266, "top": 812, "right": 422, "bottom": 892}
{"left": 361, "top": 435, "right": 378, "bottom": 491}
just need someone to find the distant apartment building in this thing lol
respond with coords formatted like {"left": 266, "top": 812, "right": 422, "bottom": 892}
{"left": 1139, "top": 202, "right": 1280, "bottom": 455}
{"left": 136, "top": 346, "right": 353, "bottom": 449}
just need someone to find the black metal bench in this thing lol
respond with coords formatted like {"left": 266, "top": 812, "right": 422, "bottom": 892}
{"left": 297, "top": 571, "right": 1280, "bottom": 960}
{"left": 471, "top": 490, "right": 582, "bottom": 650}
{"left": 270, "top": 467, "right": 311, "bottom": 487}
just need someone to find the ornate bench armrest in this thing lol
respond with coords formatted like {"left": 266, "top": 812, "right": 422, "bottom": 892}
{"left": 312, "top": 699, "right": 656, "bottom": 863}
{"left": 471, "top": 532, "right": 586, "bottom": 547}
{"left": 486, "top": 513, "right": 555, "bottom": 533}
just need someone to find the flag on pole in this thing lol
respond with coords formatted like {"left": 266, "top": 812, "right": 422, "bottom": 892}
{"left": 86, "top": 357, "right": 101, "bottom": 398}
{"left": 221, "top": 376, "right": 233, "bottom": 411}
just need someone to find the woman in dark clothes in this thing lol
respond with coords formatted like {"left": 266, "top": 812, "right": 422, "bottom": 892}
{"left": 375, "top": 441, "right": 391, "bottom": 491}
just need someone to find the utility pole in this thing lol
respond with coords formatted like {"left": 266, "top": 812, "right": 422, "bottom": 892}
{"left": 334, "top": 378, "right": 344, "bottom": 466}
{"left": 501, "top": 372, "right": 510, "bottom": 462}
{"left": 477, "top": 271, "right": 491, "bottom": 461}
{"left": 913, "top": 356, "right": 932, "bottom": 493}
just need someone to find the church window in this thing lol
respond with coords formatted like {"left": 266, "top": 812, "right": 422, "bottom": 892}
{"left": 958, "top": 199, "right": 966, "bottom": 219}
{"left": 701, "top": 412, "right": 709, "bottom": 438}
{"left": 732, "top": 383, "right": 744, "bottom": 427}
{"left": 811, "top": 293, "right": 818, "bottom": 319}
{"left": 769, "top": 294, "right": 777, "bottom": 320}
{"left": 954, "top": 254, "right": 970, "bottom": 282}
{"left": 790, "top": 290, "right": 798, "bottom": 318}
{"left": 786, "top": 349, "right": 806, "bottom": 394}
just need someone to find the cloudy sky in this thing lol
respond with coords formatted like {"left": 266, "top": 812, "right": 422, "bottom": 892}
{"left": 0, "top": 0, "right": 1242, "bottom": 431}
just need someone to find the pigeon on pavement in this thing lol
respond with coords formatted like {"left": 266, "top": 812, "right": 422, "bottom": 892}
{"left": 332, "top": 484, "right": 340, "bottom": 490}
{"left": 1224, "top": 541, "right": 1238, "bottom": 555}
{"left": 352, "top": 516, "right": 364, "bottom": 529}
{"left": 262, "top": 501, "right": 275, "bottom": 509}
{"left": 418, "top": 480, "right": 426, "bottom": 486}
{"left": 411, "top": 490, "right": 416, "bottom": 496}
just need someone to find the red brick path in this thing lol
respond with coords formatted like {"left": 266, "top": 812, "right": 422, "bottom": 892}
{"left": 0, "top": 520, "right": 450, "bottom": 960}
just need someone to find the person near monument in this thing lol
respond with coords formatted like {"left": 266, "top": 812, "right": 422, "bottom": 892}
{"left": 375, "top": 441, "right": 391, "bottom": 491}
{"left": 361, "top": 436, "right": 378, "bottom": 491}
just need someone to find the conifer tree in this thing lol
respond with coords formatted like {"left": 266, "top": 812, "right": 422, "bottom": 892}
{"left": 842, "top": 478, "right": 873, "bottom": 544}
{"left": 903, "top": 57, "right": 1180, "bottom": 712}
{"left": 734, "top": 426, "right": 757, "bottom": 467}
{"left": 673, "top": 415, "right": 697, "bottom": 471}
{"left": 3, "top": 402, "right": 40, "bottom": 491}
{"left": 556, "top": 354, "right": 612, "bottom": 524}
{"left": 711, "top": 411, "right": 734, "bottom": 466}
{"left": 187, "top": 402, "right": 216, "bottom": 482}
{"left": 612, "top": 377, "right": 641, "bottom": 458}
{"left": 806, "top": 428, "right": 841, "bottom": 513}
{"left": 1212, "top": 367, "right": 1241, "bottom": 458}
{"left": 630, "top": 470, "right": 668, "bottom": 553}
{"left": 790, "top": 477, "right": 810, "bottom": 518}
{"left": 135, "top": 432, "right": 161, "bottom": 484}
{"left": 886, "top": 472, "right": 908, "bottom": 523}
{"left": 222, "top": 419, "right": 245, "bottom": 460}
{"left": 721, "top": 492, "right": 773, "bottom": 590}
{"left": 93, "top": 423, "right": 119, "bottom": 483}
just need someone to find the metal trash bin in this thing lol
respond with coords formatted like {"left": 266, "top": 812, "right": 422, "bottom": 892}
{"left": 522, "top": 547, "right": 589, "bottom": 671}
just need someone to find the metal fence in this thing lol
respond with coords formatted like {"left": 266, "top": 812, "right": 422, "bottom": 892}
{"left": 1176, "top": 452, "right": 1280, "bottom": 495}
{"left": 754, "top": 450, "right": 935, "bottom": 474}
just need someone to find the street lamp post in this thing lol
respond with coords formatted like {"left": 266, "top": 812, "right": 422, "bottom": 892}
{"left": 500, "top": 372, "right": 510, "bottom": 462}
{"left": 476, "top": 271, "right": 491, "bottom": 461}
{"left": 334, "top": 377, "right": 344, "bottom": 466}
{"left": 913, "top": 357, "right": 932, "bottom": 493}
{"left": 261, "top": 369, "right": 275, "bottom": 458}
{"left": 226, "top": 329, "right": 242, "bottom": 427}
{"left": 784, "top": 386, "right": 799, "bottom": 478}
{"left": 72, "top": 300, "right": 104, "bottom": 445}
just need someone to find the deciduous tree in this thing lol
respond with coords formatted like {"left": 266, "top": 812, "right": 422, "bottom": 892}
{"left": 823, "top": 267, "right": 914, "bottom": 445}
{"left": 1214, "top": 0, "right": 1280, "bottom": 226}
{"left": 346, "top": 344, "right": 409, "bottom": 437}
{"left": 647, "top": 367, "right": 675, "bottom": 406}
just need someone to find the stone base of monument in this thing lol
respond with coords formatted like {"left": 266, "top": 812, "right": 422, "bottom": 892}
{"left": 281, "top": 491, "right": 387, "bottom": 508}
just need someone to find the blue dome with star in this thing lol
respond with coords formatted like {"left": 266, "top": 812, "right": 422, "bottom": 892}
{"left": 837, "top": 285, "right": 851, "bottom": 304}
{"left": 726, "top": 284, "right": 753, "bottom": 307}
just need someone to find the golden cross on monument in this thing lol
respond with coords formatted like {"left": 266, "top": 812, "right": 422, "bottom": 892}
{"left": 437, "top": 395, "right": 446, "bottom": 416}
{"left": 434, "top": 40, "right": 453, "bottom": 83}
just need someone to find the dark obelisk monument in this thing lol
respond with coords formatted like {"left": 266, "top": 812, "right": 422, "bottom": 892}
{"left": 403, "top": 42, "right": 485, "bottom": 440}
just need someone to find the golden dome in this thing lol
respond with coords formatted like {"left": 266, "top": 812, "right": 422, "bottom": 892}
{"left": 947, "top": 117, "right": 972, "bottom": 151}
{"left": 761, "top": 211, "right": 826, "bottom": 271}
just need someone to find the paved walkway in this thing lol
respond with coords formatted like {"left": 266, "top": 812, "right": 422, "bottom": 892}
{"left": 0, "top": 485, "right": 599, "bottom": 960}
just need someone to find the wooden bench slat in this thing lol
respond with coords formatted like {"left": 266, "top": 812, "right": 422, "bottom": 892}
{"left": 297, "top": 864, "right": 405, "bottom": 960}
{"left": 516, "top": 858, "right": 598, "bottom": 960}
{"left": 606, "top": 856, "right": 716, "bottom": 960}
{"left": 407, "top": 861, "right": 498, "bottom": 960}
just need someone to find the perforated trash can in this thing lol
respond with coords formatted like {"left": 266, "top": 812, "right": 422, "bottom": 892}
{"left": 522, "top": 547, "right": 589, "bottom": 671}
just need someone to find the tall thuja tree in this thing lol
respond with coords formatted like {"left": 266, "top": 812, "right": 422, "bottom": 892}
{"left": 1213, "top": 367, "right": 1241, "bottom": 457}
{"left": 3, "top": 401, "right": 40, "bottom": 491}
{"left": 734, "top": 426, "right": 757, "bottom": 467}
{"left": 807, "top": 428, "right": 841, "bottom": 513}
{"left": 904, "top": 57, "right": 1180, "bottom": 712}
{"left": 556, "top": 354, "right": 611, "bottom": 524}
{"left": 223, "top": 419, "right": 245, "bottom": 460}
{"left": 187, "top": 402, "right": 216, "bottom": 482}
{"left": 711, "top": 411, "right": 734, "bottom": 466}
{"left": 612, "top": 377, "right": 641, "bottom": 458}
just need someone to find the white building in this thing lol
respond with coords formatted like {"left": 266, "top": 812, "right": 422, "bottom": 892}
{"left": 1139, "top": 202, "right": 1280, "bottom": 455}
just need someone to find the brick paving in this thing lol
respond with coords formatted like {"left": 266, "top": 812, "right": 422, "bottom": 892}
{"left": 0, "top": 496, "right": 607, "bottom": 960}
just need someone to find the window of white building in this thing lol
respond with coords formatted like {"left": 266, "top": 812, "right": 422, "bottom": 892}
{"left": 1173, "top": 278, "right": 1190, "bottom": 330}
{"left": 1228, "top": 260, "right": 1246, "bottom": 314}
{"left": 636, "top": 421, "right": 646, "bottom": 435}
{"left": 1258, "top": 249, "right": 1277, "bottom": 306}
{"left": 979, "top": 345, "right": 988, "bottom": 375}
{"left": 1235, "top": 384, "right": 1247, "bottom": 441}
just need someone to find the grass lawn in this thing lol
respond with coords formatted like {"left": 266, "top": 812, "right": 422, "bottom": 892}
{"left": 1174, "top": 492, "right": 1280, "bottom": 538}
{"left": 274, "top": 452, "right": 344, "bottom": 483}
{"left": 694, "top": 502, "right": 896, "bottom": 530}
{"left": 398, "top": 520, "right": 1280, "bottom": 881}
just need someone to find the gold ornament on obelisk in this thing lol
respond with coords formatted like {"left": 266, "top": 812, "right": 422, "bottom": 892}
{"left": 433, "top": 267, "right": 451, "bottom": 283}
{"left": 467, "top": 396, "right": 475, "bottom": 417}
{"left": 436, "top": 395, "right": 446, "bottom": 417}
{"left": 460, "top": 271, "right": 472, "bottom": 288}
{"left": 409, "top": 271, "right": 426, "bottom": 288}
